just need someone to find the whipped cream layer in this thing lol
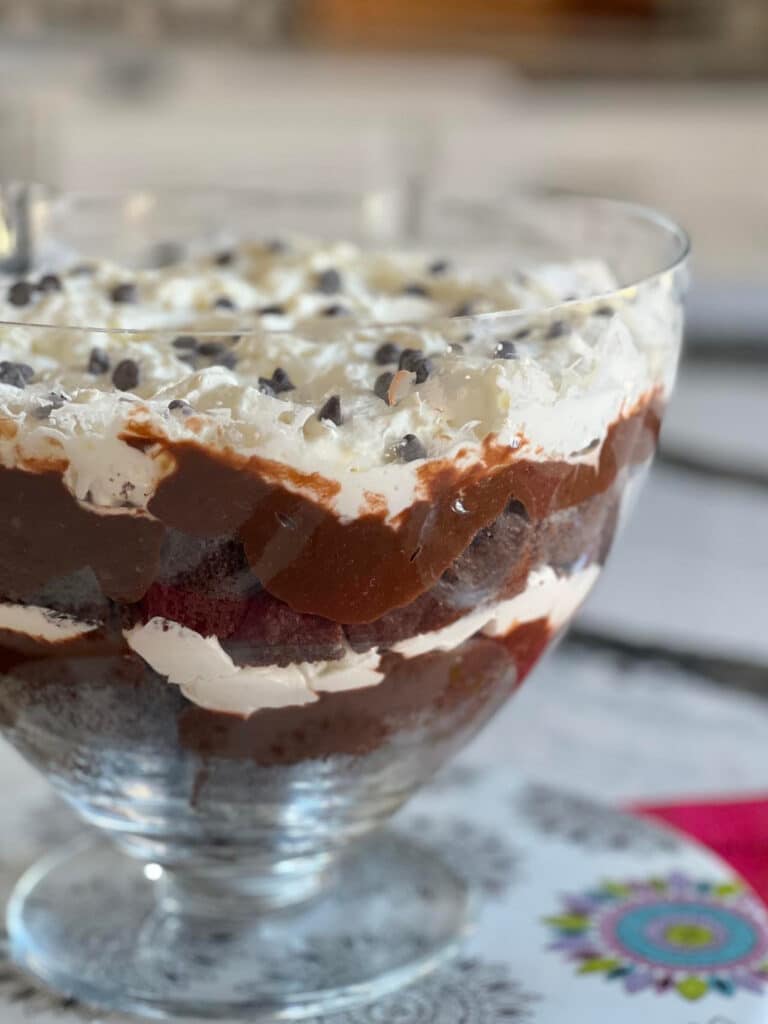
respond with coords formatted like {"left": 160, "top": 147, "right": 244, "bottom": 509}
{"left": 0, "top": 602, "right": 98, "bottom": 643}
{"left": 0, "top": 239, "right": 683, "bottom": 520}
{"left": 123, "top": 565, "right": 599, "bottom": 715}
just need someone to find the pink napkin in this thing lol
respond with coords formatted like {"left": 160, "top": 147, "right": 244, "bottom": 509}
{"left": 633, "top": 796, "right": 768, "bottom": 905}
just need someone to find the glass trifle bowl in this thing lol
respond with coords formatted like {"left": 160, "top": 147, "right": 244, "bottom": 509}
{"left": 0, "top": 186, "right": 688, "bottom": 1019}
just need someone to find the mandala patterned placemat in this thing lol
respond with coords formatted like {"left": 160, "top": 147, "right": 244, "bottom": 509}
{"left": 2, "top": 752, "right": 768, "bottom": 1023}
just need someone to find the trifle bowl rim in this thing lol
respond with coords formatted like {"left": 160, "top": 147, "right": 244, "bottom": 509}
{"left": 0, "top": 185, "right": 690, "bottom": 338}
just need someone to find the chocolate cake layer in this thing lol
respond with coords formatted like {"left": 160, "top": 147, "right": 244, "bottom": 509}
{"left": 0, "top": 621, "right": 546, "bottom": 770}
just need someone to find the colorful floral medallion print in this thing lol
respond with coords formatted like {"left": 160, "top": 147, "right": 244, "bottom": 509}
{"left": 545, "top": 872, "right": 768, "bottom": 1001}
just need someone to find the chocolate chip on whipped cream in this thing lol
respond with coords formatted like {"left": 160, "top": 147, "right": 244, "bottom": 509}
{"left": 493, "top": 341, "right": 517, "bottom": 360}
{"left": 317, "top": 394, "right": 343, "bottom": 426}
{"left": 259, "top": 366, "right": 295, "bottom": 397}
{"left": 397, "top": 349, "right": 422, "bottom": 372}
{"left": 168, "top": 398, "right": 193, "bottom": 416}
{"left": 38, "top": 274, "right": 62, "bottom": 293}
{"left": 172, "top": 335, "right": 198, "bottom": 351}
{"left": 374, "top": 343, "right": 400, "bottom": 365}
{"left": 112, "top": 359, "right": 140, "bottom": 392}
{"left": 87, "top": 348, "right": 111, "bottom": 375}
{"left": 373, "top": 371, "right": 394, "bottom": 402}
{"left": 109, "top": 282, "right": 137, "bottom": 304}
{"left": 316, "top": 268, "right": 342, "bottom": 295}
{"left": 197, "top": 341, "right": 225, "bottom": 357}
{"left": 8, "top": 281, "right": 33, "bottom": 307}
{"left": 398, "top": 348, "right": 432, "bottom": 383}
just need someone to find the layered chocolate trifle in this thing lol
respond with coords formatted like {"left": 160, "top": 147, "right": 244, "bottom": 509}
{"left": 0, "top": 239, "right": 679, "bottom": 772}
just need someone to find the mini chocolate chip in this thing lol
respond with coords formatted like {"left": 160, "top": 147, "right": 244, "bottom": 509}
{"left": 112, "top": 359, "right": 140, "bottom": 391}
{"left": 374, "top": 342, "right": 401, "bottom": 365}
{"left": 198, "top": 340, "right": 225, "bottom": 357}
{"left": 110, "top": 282, "right": 137, "bottom": 304}
{"left": 178, "top": 353, "right": 199, "bottom": 369}
{"left": 545, "top": 320, "right": 568, "bottom": 340}
{"left": 259, "top": 367, "right": 294, "bottom": 396}
{"left": 453, "top": 301, "right": 474, "bottom": 317}
{"left": 398, "top": 349, "right": 431, "bottom": 382}
{"left": 172, "top": 335, "right": 198, "bottom": 351}
{"left": 0, "top": 360, "right": 34, "bottom": 388}
{"left": 8, "top": 281, "right": 33, "bottom": 306}
{"left": 259, "top": 304, "right": 285, "bottom": 316}
{"left": 317, "top": 394, "right": 343, "bottom": 426}
{"left": 493, "top": 340, "right": 517, "bottom": 360}
{"left": 214, "top": 250, "right": 234, "bottom": 266}
{"left": 87, "top": 348, "right": 110, "bottom": 374}
{"left": 395, "top": 434, "right": 427, "bottom": 462}
{"left": 447, "top": 342, "right": 464, "bottom": 355}
{"left": 513, "top": 327, "right": 531, "bottom": 340}
{"left": 168, "top": 399, "right": 193, "bottom": 416}
{"left": 398, "top": 348, "right": 423, "bottom": 372}
{"left": 69, "top": 262, "right": 94, "bottom": 276}
{"left": 213, "top": 352, "right": 238, "bottom": 369}
{"left": 214, "top": 296, "right": 235, "bottom": 310}
{"left": 594, "top": 305, "right": 614, "bottom": 317}
{"left": 38, "top": 273, "right": 62, "bottom": 293}
{"left": 402, "top": 283, "right": 430, "bottom": 297}
{"left": 428, "top": 259, "right": 450, "bottom": 275}
{"left": 265, "top": 238, "right": 286, "bottom": 254}
{"left": 462, "top": 332, "right": 474, "bottom": 343}
{"left": 413, "top": 357, "right": 433, "bottom": 383}
{"left": 271, "top": 367, "right": 294, "bottom": 393}
{"left": 374, "top": 371, "right": 394, "bottom": 401}
{"left": 322, "top": 303, "right": 348, "bottom": 317}
{"left": 32, "top": 391, "right": 66, "bottom": 419}
{"left": 316, "top": 268, "right": 342, "bottom": 294}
